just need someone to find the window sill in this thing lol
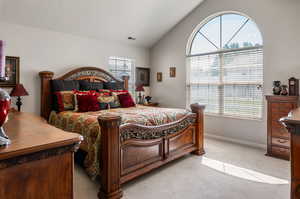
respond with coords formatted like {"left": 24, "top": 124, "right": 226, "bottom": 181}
{"left": 204, "top": 113, "right": 264, "bottom": 122}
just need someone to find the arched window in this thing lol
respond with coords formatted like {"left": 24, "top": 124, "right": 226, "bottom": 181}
{"left": 187, "top": 13, "right": 263, "bottom": 119}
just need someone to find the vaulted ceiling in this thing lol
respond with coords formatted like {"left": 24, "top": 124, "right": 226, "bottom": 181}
{"left": 0, "top": 0, "right": 204, "bottom": 47}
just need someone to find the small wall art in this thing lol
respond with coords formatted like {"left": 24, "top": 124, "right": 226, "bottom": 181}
{"left": 170, "top": 67, "right": 176, "bottom": 78}
{"left": 157, "top": 72, "right": 162, "bottom": 82}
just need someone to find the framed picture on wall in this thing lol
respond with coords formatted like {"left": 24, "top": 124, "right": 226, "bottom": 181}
{"left": 170, "top": 67, "right": 176, "bottom": 78}
{"left": 157, "top": 72, "right": 163, "bottom": 82}
{"left": 136, "top": 67, "right": 150, "bottom": 86}
{"left": 0, "top": 56, "right": 20, "bottom": 87}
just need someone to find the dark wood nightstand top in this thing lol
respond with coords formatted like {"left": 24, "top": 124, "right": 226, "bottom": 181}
{"left": 142, "top": 102, "right": 159, "bottom": 107}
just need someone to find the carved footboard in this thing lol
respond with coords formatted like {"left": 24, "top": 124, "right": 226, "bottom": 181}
{"left": 97, "top": 103, "right": 205, "bottom": 199}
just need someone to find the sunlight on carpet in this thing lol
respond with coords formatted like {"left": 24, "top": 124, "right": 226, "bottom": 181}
{"left": 201, "top": 157, "right": 289, "bottom": 185}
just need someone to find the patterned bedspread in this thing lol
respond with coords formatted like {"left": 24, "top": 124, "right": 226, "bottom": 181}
{"left": 49, "top": 105, "right": 189, "bottom": 179}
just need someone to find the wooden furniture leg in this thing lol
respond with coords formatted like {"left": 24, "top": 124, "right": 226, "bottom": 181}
{"left": 98, "top": 115, "right": 123, "bottom": 199}
{"left": 190, "top": 103, "right": 205, "bottom": 156}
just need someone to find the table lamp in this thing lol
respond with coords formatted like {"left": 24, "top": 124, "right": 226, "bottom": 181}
{"left": 10, "top": 83, "right": 29, "bottom": 111}
{"left": 135, "top": 85, "right": 144, "bottom": 104}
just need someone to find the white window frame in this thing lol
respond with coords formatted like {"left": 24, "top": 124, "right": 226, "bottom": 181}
{"left": 108, "top": 56, "right": 136, "bottom": 95}
{"left": 186, "top": 12, "right": 264, "bottom": 120}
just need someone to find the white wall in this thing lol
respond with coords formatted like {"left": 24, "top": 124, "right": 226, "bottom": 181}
{"left": 150, "top": 0, "right": 300, "bottom": 146}
{"left": 0, "top": 22, "right": 150, "bottom": 114}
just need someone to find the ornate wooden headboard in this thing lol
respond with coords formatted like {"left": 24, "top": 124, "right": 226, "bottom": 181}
{"left": 39, "top": 67, "right": 129, "bottom": 120}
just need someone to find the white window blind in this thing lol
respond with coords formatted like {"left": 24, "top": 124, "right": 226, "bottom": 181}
{"left": 187, "top": 13, "right": 263, "bottom": 119}
{"left": 108, "top": 57, "right": 135, "bottom": 94}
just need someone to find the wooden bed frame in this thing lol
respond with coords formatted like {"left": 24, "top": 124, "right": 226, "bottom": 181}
{"left": 39, "top": 67, "right": 205, "bottom": 199}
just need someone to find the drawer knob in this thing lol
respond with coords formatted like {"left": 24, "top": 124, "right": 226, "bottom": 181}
{"left": 278, "top": 148, "right": 286, "bottom": 153}
{"left": 277, "top": 139, "right": 287, "bottom": 144}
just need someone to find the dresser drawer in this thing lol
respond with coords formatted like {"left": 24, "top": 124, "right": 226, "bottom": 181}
{"left": 271, "top": 112, "right": 289, "bottom": 122}
{"left": 271, "top": 146, "right": 290, "bottom": 159}
{"left": 271, "top": 103, "right": 294, "bottom": 113}
{"left": 271, "top": 122, "right": 289, "bottom": 138}
{"left": 272, "top": 137, "right": 290, "bottom": 148}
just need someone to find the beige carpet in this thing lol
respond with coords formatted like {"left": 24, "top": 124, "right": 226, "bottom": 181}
{"left": 74, "top": 138, "right": 290, "bottom": 199}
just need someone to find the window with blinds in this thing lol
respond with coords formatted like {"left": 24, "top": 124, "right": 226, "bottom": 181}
{"left": 108, "top": 56, "right": 135, "bottom": 94}
{"left": 187, "top": 13, "right": 263, "bottom": 119}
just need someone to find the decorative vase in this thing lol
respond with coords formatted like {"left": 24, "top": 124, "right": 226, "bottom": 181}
{"left": 145, "top": 96, "right": 152, "bottom": 104}
{"left": 280, "top": 85, "right": 288, "bottom": 96}
{"left": 0, "top": 88, "right": 11, "bottom": 146}
{"left": 273, "top": 81, "right": 281, "bottom": 95}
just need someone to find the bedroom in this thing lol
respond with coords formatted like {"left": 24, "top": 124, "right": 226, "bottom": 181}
{"left": 0, "top": 0, "right": 299, "bottom": 199}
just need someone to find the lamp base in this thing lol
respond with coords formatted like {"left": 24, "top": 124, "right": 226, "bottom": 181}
{"left": 16, "top": 96, "right": 22, "bottom": 112}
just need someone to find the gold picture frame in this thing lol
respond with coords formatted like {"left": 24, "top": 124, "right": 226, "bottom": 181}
{"left": 157, "top": 72, "right": 162, "bottom": 82}
{"left": 170, "top": 67, "right": 176, "bottom": 78}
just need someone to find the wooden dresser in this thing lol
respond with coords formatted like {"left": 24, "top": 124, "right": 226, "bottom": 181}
{"left": 266, "top": 95, "right": 299, "bottom": 160}
{"left": 281, "top": 108, "right": 300, "bottom": 199}
{"left": 0, "top": 112, "right": 82, "bottom": 199}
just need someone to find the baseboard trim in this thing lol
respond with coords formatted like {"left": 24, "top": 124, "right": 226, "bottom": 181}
{"left": 205, "top": 133, "right": 266, "bottom": 150}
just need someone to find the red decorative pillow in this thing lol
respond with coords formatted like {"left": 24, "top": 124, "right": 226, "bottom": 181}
{"left": 53, "top": 91, "right": 75, "bottom": 112}
{"left": 76, "top": 94, "right": 100, "bottom": 112}
{"left": 73, "top": 90, "right": 100, "bottom": 111}
{"left": 117, "top": 93, "right": 135, "bottom": 108}
{"left": 98, "top": 89, "right": 112, "bottom": 96}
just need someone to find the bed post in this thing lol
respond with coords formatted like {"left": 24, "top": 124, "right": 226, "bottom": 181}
{"left": 98, "top": 114, "right": 123, "bottom": 199}
{"left": 122, "top": 76, "right": 129, "bottom": 90}
{"left": 190, "top": 103, "right": 205, "bottom": 156}
{"left": 39, "top": 71, "right": 54, "bottom": 120}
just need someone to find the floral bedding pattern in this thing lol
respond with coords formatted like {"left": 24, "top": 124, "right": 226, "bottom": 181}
{"left": 49, "top": 105, "right": 189, "bottom": 179}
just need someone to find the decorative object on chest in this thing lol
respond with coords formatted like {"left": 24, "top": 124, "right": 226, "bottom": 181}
{"left": 273, "top": 81, "right": 282, "bottom": 95}
{"left": 289, "top": 77, "right": 299, "bottom": 96}
{"left": 266, "top": 95, "right": 299, "bottom": 160}
{"left": 10, "top": 83, "right": 29, "bottom": 111}
{"left": 280, "top": 85, "right": 288, "bottom": 96}
{"left": 0, "top": 88, "right": 11, "bottom": 146}
{"left": 0, "top": 40, "right": 4, "bottom": 82}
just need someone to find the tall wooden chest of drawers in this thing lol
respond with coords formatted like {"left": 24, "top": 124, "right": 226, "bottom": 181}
{"left": 266, "top": 95, "right": 299, "bottom": 160}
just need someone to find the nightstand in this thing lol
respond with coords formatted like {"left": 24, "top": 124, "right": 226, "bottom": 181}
{"left": 143, "top": 102, "right": 159, "bottom": 107}
{"left": 0, "top": 112, "right": 82, "bottom": 199}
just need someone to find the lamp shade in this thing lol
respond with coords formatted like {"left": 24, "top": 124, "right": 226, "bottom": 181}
{"left": 135, "top": 85, "right": 144, "bottom": 92}
{"left": 10, "top": 84, "right": 29, "bottom": 97}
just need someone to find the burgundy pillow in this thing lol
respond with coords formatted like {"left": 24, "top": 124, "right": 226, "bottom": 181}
{"left": 117, "top": 93, "right": 135, "bottom": 108}
{"left": 53, "top": 91, "right": 75, "bottom": 112}
{"left": 76, "top": 94, "right": 100, "bottom": 112}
